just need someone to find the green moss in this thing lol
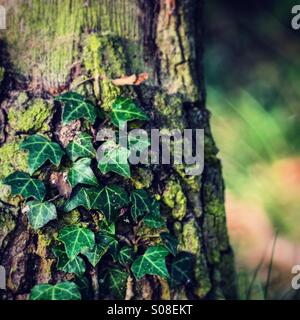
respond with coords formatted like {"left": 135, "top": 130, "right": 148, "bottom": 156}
{"left": 179, "top": 219, "right": 199, "bottom": 254}
{"left": 163, "top": 180, "right": 187, "bottom": 221}
{"left": 82, "top": 34, "right": 126, "bottom": 107}
{"left": 179, "top": 219, "right": 212, "bottom": 298}
{"left": 0, "top": 210, "right": 16, "bottom": 247}
{"left": 131, "top": 168, "right": 153, "bottom": 189}
{"left": 154, "top": 92, "right": 186, "bottom": 130}
{"left": 60, "top": 210, "right": 81, "bottom": 225}
{"left": 8, "top": 98, "right": 53, "bottom": 133}
{"left": 0, "top": 138, "right": 28, "bottom": 180}
{"left": 0, "top": 138, "right": 28, "bottom": 204}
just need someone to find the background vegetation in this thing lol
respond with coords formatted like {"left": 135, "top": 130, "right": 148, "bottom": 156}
{"left": 206, "top": 0, "right": 300, "bottom": 299}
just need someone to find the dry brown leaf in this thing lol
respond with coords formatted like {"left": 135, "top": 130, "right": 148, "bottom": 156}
{"left": 111, "top": 72, "right": 148, "bottom": 86}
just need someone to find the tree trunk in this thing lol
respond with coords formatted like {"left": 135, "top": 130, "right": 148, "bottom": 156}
{"left": 0, "top": 0, "right": 237, "bottom": 300}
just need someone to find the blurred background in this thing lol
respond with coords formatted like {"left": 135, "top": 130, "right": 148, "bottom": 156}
{"left": 205, "top": 0, "right": 300, "bottom": 299}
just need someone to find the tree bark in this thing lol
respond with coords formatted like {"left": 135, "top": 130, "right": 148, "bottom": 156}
{"left": 0, "top": 0, "right": 237, "bottom": 300}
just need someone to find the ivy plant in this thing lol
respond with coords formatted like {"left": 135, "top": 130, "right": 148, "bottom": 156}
{"left": 3, "top": 92, "right": 193, "bottom": 300}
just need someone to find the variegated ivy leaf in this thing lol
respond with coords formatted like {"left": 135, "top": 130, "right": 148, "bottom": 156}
{"left": 118, "top": 245, "right": 134, "bottom": 266}
{"left": 55, "top": 92, "right": 97, "bottom": 124}
{"left": 143, "top": 199, "right": 166, "bottom": 229}
{"left": 110, "top": 97, "right": 149, "bottom": 128}
{"left": 170, "top": 252, "right": 194, "bottom": 287}
{"left": 131, "top": 245, "right": 170, "bottom": 279}
{"left": 58, "top": 225, "right": 95, "bottom": 260}
{"left": 93, "top": 186, "right": 129, "bottom": 223}
{"left": 3, "top": 171, "right": 45, "bottom": 201}
{"left": 20, "top": 134, "right": 64, "bottom": 174}
{"left": 68, "top": 158, "right": 98, "bottom": 188}
{"left": 130, "top": 189, "right": 151, "bottom": 221}
{"left": 52, "top": 245, "right": 86, "bottom": 276}
{"left": 27, "top": 200, "right": 57, "bottom": 230}
{"left": 160, "top": 232, "right": 178, "bottom": 256}
{"left": 97, "top": 140, "right": 131, "bottom": 178}
{"left": 104, "top": 268, "right": 129, "bottom": 300}
{"left": 29, "top": 281, "right": 81, "bottom": 300}
{"left": 66, "top": 133, "right": 96, "bottom": 161}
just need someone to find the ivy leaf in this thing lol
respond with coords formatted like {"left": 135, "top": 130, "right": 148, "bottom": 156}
{"left": 96, "top": 231, "right": 119, "bottom": 261}
{"left": 55, "top": 92, "right": 97, "bottom": 124}
{"left": 66, "top": 133, "right": 96, "bottom": 161}
{"left": 68, "top": 158, "right": 98, "bottom": 188}
{"left": 130, "top": 189, "right": 151, "bottom": 221}
{"left": 3, "top": 171, "right": 45, "bottom": 201}
{"left": 110, "top": 97, "right": 149, "bottom": 127}
{"left": 104, "top": 268, "right": 129, "bottom": 300}
{"left": 64, "top": 187, "right": 92, "bottom": 212}
{"left": 53, "top": 245, "right": 86, "bottom": 276}
{"left": 170, "top": 252, "right": 195, "bottom": 287}
{"left": 144, "top": 214, "right": 165, "bottom": 229}
{"left": 29, "top": 281, "right": 81, "bottom": 300}
{"left": 97, "top": 140, "right": 131, "bottom": 178}
{"left": 27, "top": 200, "right": 57, "bottom": 230}
{"left": 58, "top": 226, "right": 95, "bottom": 260}
{"left": 143, "top": 199, "right": 166, "bottom": 229}
{"left": 99, "top": 221, "right": 115, "bottom": 235}
{"left": 66, "top": 132, "right": 96, "bottom": 161}
{"left": 131, "top": 245, "right": 170, "bottom": 279}
{"left": 20, "top": 134, "right": 64, "bottom": 174}
{"left": 92, "top": 185, "right": 129, "bottom": 223}
{"left": 81, "top": 240, "right": 112, "bottom": 268}
{"left": 118, "top": 246, "right": 134, "bottom": 266}
{"left": 128, "top": 134, "right": 150, "bottom": 153}
{"left": 160, "top": 232, "right": 178, "bottom": 256}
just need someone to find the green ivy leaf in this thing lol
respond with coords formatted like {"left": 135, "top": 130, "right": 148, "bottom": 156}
{"left": 27, "top": 200, "right": 57, "bottom": 230}
{"left": 143, "top": 214, "right": 165, "bottom": 229}
{"left": 160, "top": 232, "right": 178, "bottom": 256}
{"left": 58, "top": 226, "right": 95, "bottom": 260}
{"left": 93, "top": 185, "right": 129, "bottom": 223}
{"left": 68, "top": 158, "right": 98, "bottom": 188}
{"left": 29, "top": 281, "right": 81, "bottom": 300}
{"left": 131, "top": 245, "right": 170, "bottom": 279}
{"left": 66, "top": 133, "right": 96, "bottom": 161}
{"left": 97, "top": 140, "right": 131, "bottom": 177}
{"left": 20, "top": 134, "right": 64, "bottom": 174}
{"left": 130, "top": 189, "right": 151, "bottom": 221}
{"left": 3, "top": 171, "right": 45, "bottom": 201}
{"left": 55, "top": 92, "right": 97, "bottom": 124}
{"left": 104, "top": 268, "right": 129, "bottom": 300}
{"left": 110, "top": 97, "right": 149, "bottom": 127}
{"left": 53, "top": 245, "right": 86, "bottom": 276}
{"left": 64, "top": 187, "right": 92, "bottom": 212}
{"left": 64, "top": 186, "right": 128, "bottom": 222}
{"left": 96, "top": 231, "right": 119, "bottom": 261}
{"left": 170, "top": 252, "right": 194, "bottom": 287}
{"left": 128, "top": 134, "right": 150, "bottom": 153}
{"left": 143, "top": 199, "right": 165, "bottom": 229}
{"left": 118, "top": 245, "right": 134, "bottom": 266}
{"left": 81, "top": 231, "right": 115, "bottom": 268}
{"left": 99, "top": 221, "right": 115, "bottom": 235}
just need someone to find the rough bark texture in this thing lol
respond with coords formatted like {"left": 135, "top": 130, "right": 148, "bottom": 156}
{"left": 0, "top": 0, "right": 237, "bottom": 300}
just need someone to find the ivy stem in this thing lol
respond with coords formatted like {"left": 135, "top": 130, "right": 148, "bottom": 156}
{"left": 90, "top": 268, "right": 99, "bottom": 300}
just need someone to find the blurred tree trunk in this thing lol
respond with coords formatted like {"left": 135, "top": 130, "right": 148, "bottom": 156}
{"left": 0, "top": 0, "right": 236, "bottom": 300}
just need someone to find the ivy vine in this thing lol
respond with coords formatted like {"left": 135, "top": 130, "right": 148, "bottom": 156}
{"left": 3, "top": 92, "right": 194, "bottom": 300}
